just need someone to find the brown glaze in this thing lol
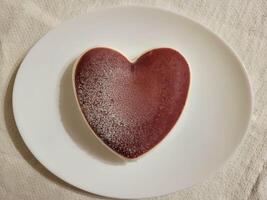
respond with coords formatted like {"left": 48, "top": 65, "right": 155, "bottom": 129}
{"left": 74, "top": 47, "right": 190, "bottom": 159}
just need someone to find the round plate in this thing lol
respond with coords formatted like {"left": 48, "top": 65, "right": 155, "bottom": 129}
{"left": 13, "top": 6, "right": 252, "bottom": 199}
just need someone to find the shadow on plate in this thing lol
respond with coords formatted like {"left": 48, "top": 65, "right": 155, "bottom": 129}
{"left": 59, "top": 60, "right": 126, "bottom": 165}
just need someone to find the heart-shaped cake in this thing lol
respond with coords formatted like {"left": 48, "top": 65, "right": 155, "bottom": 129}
{"left": 73, "top": 47, "right": 190, "bottom": 159}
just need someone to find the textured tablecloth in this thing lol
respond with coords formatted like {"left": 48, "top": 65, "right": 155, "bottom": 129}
{"left": 1, "top": 0, "right": 267, "bottom": 199}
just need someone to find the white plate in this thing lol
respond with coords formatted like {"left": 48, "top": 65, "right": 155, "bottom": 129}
{"left": 13, "top": 6, "right": 252, "bottom": 199}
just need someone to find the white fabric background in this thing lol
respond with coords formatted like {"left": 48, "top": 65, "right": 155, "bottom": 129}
{"left": 0, "top": 0, "right": 267, "bottom": 199}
